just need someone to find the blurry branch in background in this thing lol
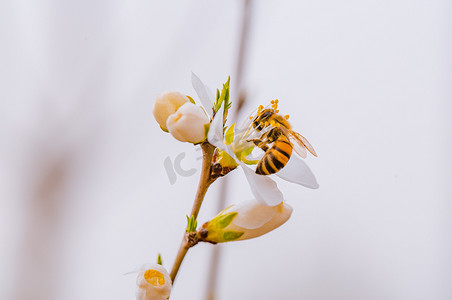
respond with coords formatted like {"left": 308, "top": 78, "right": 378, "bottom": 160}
{"left": 11, "top": 95, "right": 98, "bottom": 300}
{"left": 12, "top": 121, "right": 73, "bottom": 300}
{"left": 205, "top": 0, "right": 254, "bottom": 299}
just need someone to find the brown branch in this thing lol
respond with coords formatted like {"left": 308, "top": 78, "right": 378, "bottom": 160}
{"left": 190, "top": 143, "right": 215, "bottom": 219}
{"left": 170, "top": 142, "right": 215, "bottom": 283}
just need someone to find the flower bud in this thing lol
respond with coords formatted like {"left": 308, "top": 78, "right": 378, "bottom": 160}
{"left": 153, "top": 92, "right": 189, "bottom": 131}
{"left": 136, "top": 264, "right": 172, "bottom": 300}
{"left": 166, "top": 103, "right": 210, "bottom": 143}
{"left": 200, "top": 199, "right": 292, "bottom": 243}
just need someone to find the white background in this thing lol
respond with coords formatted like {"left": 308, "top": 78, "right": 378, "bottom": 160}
{"left": 0, "top": 0, "right": 451, "bottom": 299}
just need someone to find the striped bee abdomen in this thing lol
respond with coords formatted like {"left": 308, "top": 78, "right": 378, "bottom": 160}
{"left": 255, "top": 138, "right": 293, "bottom": 175}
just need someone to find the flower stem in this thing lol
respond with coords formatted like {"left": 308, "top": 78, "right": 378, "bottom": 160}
{"left": 170, "top": 142, "right": 215, "bottom": 283}
{"left": 169, "top": 240, "right": 189, "bottom": 284}
{"left": 190, "top": 143, "right": 215, "bottom": 219}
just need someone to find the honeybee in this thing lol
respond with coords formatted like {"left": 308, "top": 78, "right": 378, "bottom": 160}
{"left": 249, "top": 104, "right": 317, "bottom": 175}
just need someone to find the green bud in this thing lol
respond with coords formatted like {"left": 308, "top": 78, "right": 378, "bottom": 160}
{"left": 200, "top": 199, "right": 293, "bottom": 243}
{"left": 186, "top": 215, "right": 197, "bottom": 233}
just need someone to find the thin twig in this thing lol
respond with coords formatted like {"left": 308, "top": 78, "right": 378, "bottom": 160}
{"left": 170, "top": 142, "right": 215, "bottom": 283}
{"left": 190, "top": 143, "right": 216, "bottom": 219}
{"left": 169, "top": 239, "right": 190, "bottom": 284}
{"left": 205, "top": 1, "right": 253, "bottom": 299}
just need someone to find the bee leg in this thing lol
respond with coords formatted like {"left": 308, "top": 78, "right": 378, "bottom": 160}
{"left": 259, "top": 144, "right": 269, "bottom": 152}
{"left": 248, "top": 139, "right": 269, "bottom": 152}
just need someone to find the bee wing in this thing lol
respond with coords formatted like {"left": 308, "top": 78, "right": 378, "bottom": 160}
{"left": 291, "top": 130, "right": 318, "bottom": 157}
{"left": 281, "top": 127, "right": 317, "bottom": 158}
{"left": 278, "top": 127, "right": 306, "bottom": 158}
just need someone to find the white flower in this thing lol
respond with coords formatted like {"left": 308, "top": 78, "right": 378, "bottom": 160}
{"left": 153, "top": 91, "right": 189, "bottom": 131}
{"left": 190, "top": 74, "right": 318, "bottom": 206}
{"left": 200, "top": 198, "right": 293, "bottom": 243}
{"left": 207, "top": 101, "right": 283, "bottom": 206}
{"left": 228, "top": 112, "right": 319, "bottom": 189}
{"left": 166, "top": 102, "right": 210, "bottom": 143}
{"left": 191, "top": 72, "right": 215, "bottom": 119}
{"left": 135, "top": 264, "right": 172, "bottom": 300}
{"left": 152, "top": 86, "right": 211, "bottom": 143}
{"left": 207, "top": 99, "right": 318, "bottom": 207}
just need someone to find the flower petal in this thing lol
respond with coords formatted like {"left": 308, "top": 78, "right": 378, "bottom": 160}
{"left": 166, "top": 103, "right": 210, "bottom": 143}
{"left": 207, "top": 101, "right": 238, "bottom": 160}
{"left": 191, "top": 72, "right": 214, "bottom": 118}
{"left": 207, "top": 100, "right": 226, "bottom": 149}
{"left": 240, "top": 163, "right": 284, "bottom": 206}
{"left": 229, "top": 199, "right": 277, "bottom": 229}
{"left": 276, "top": 155, "right": 319, "bottom": 189}
{"left": 135, "top": 264, "right": 172, "bottom": 300}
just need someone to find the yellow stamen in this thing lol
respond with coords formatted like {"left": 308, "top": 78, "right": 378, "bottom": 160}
{"left": 144, "top": 270, "right": 165, "bottom": 286}
{"left": 284, "top": 115, "right": 290, "bottom": 120}
{"left": 270, "top": 99, "right": 279, "bottom": 112}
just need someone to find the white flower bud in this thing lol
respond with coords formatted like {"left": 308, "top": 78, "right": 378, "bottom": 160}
{"left": 201, "top": 199, "right": 292, "bottom": 243}
{"left": 166, "top": 103, "right": 210, "bottom": 143}
{"left": 135, "top": 264, "right": 172, "bottom": 300}
{"left": 153, "top": 92, "right": 189, "bottom": 131}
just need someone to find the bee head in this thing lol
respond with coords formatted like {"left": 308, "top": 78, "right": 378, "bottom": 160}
{"left": 252, "top": 109, "right": 275, "bottom": 130}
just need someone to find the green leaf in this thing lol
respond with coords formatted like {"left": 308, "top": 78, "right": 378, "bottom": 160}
{"left": 217, "top": 149, "right": 238, "bottom": 168}
{"left": 157, "top": 253, "right": 163, "bottom": 265}
{"left": 186, "top": 215, "right": 197, "bottom": 233}
{"left": 217, "top": 212, "right": 238, "bottom": 229}
{"left": 238, "top": 146, "right": 259, "bottom": 165}
{"left": 242, "top": 157, "right": 259, "bottom": 165}
{"left": 204, "top": 123, "right": 210, "bottom": 139}
{"left": 223, "top": 231, "right": 244, "bottom": 241}
{"left": 224, "top": 124, "right": 235, "bottom": 145}
{"left": 186, "top": 95, "right": 196, "bottom": 104}
{"left": 214, "top": 76, "right": 231, "bottom": 112}
{"left": 223, "top": 76, "right": 230, "bottom": 105}
{"left": 242, "top": 145, "right": 254, "bottom": 156}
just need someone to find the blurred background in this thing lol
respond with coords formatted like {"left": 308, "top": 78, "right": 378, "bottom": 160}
{"left": 0, "top": 0, "right": 451, "bottom": 299}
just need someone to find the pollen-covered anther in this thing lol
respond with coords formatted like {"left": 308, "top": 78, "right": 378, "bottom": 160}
{"left": 144, "top": 270, "right": 165, "bottom": 287}
{"left": 284, "top": 115, "right": 290, "bottom": 120}
{"left": 136, "top": 264, "right": 172, "bottom": 300}
{"left": 270, "top": 99, "right": 280, "bottom": 111}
